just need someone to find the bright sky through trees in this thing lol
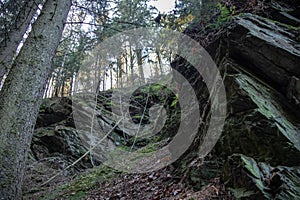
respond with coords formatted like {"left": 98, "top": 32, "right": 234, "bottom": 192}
{"left": 149, "top": 0, "right": 175, "bottom": 13}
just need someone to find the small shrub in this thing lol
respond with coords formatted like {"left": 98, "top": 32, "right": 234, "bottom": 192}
{"left": 216, "top": 3, "right": 236, "bottom": 27}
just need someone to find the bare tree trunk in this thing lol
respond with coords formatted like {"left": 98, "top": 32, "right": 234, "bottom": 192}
{"left": 156, "top": 49, "right": 163, "bottom": 75}
{"left": 46, "top": 72, "right": 55, "bottom": 98}
{"left": 125, "top": 51, "right": 129, "bottom": 87}
{"left": 43, "top": 75, "right": 51, "bottom": 98}
{"left": 0, "top": 0, "right": 71, "bottom": 198}
{"left": 102, "top": 68, "right": 106, "bottom": 91}
{"left": 69, "top": 72, "right": 74, "bottom": 96}
{"left": 73, "top": 72, "right": 78, "bottom": 94}
{"left": 54, "top": 81, "right": 60, "bottom": 97}
{"left": 109, "top": 65, "right": 112, "bottom": 89}
{"left": 149, "top": 62, "right": 153, "bottom": 78}
{"left": 0, "top": 0, "right": 43, "bottom": 87}
{"left": 102, "top": 75, "right": 106, "bottom": 91}
{"left": 61, "top": 76, "right": 65, "bottom": 97}
{"left": 117, "top": 57, "right": 123, "bottom": 88}
{"left": 69, "top": 76, "right": 73, "bottom": 96}
{"left": 53, "top": 69, "right": 61, "bottom": 97}
{"left": 116, "top": 64, "right": 119, "bottom": 88}
{"left": 136, "top": 49, "right": 145, "bottom": 84}
{"left": 130, "top": 47, "right": 134, "bottom": 86}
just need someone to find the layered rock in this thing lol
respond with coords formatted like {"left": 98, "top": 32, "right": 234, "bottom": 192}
{"left": 173, "top": 1, "right": 300, "bottom": 198}
{"left": 222, "top": 154, "right": 300, "bottom": 199}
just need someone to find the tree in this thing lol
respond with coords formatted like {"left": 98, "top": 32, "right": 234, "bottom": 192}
{"left": 174, "top": 0, "right": 219, "bottom": 25}
{"left": 136, "top": 48, "right": 145, "bottom": 84}
{"left": 0, "top": 0, "right": 43, "bottom": 87}
{"left": 0, "top": 0, "right": 72, "bottom": 198}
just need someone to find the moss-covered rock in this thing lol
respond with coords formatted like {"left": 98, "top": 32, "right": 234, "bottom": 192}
{"left": 222, "top": 154, "right": 300, "bottom": 200}
{"left": 216, "top": 66, "right": 300, "bottom": 166}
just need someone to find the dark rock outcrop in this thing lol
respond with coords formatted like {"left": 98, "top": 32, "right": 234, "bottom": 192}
{"left": 228, "top": 13, "right": 300, "bottom": 103}
{"left": 174, "top": 1, "right": 300, "bottom": 198}
{"left": 213, "top": 9, "right": 300, "bottom": 165}
{"left": 222, "top": 154, "right": 300, "bottom": 199}
{"left": 30, "top": 97, "right": 97, "bottom": 171}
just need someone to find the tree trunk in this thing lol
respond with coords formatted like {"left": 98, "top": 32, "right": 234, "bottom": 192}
{"left": 61, "top": 77, "right": 65, "bottom": 97}
{"left": 136, "top": 49, "right": 145, "bottom": 84}
{"left": 125, "top": 51, "right": 129, "bottom": 87}
{"left": 110, "top": 65, "right": 113, "bottom": 89}
{"left": 116, "top": 64, "right": 119, "bottom": 88}
{"left": 130, "top": 47, "right": 134, "bottom": 86}
{"left": 69, "top": 72, "right": 74, "bottom": 96}
{"left": 53, "top": 67, "right": 62, "bottom": 97}
{"left": 0, "top": 0, "right": 71, "bottom": 199}
{"left": 0, "top": 0, "right": 43, "bottom": 87}
{"left": 45, "top": 72, "right": 55, "bottom": 98}
{"left": 43, "top": 75, "right": 51, "bottom": 98}
{"left": 156, "top": 49, "right": 163, "bottom": 75}
{"left": 103, "top": 74, "right": 106, "bottom": 91}
{"left": 117, "top": 57, "right": 123, "bottom": 88}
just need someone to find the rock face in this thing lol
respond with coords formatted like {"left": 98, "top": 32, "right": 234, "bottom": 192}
{"left": 228, "top": 13, "right": 300, "bottom": 104}
{"left": 168, "top": 0, "right": 300, "bottom": 198}
{"left": 29, "top": 85, "right": 180, "bottom": 170}
{"left": 176, "top": 0, "right": 300, "bottom": 198}
{"left": 30, "top": 97, "right": 97, "bottom": 171}
{"left": 222, "top": 154, "right": 300, "bottom": 199}
{"left": 217, "top": 70, "right": 300, "bottom": 166}
{"left": 215, "top": 8, "right": 300, "bottom": 163}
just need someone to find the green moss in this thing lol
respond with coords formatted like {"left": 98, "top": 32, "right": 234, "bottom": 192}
{"left": 35, "top": 128, "right": 55, "bottom": 137}
{"left": 235, "top": 74, "right": 300, "bottom": 151}
{"left": 264, "top": 17, "right": 300, "bottom": 30}
{"left": 42, "top": 165, "right": 121, "bottom": 199}
{"left": 39, "top": 98, "right": 52, "bottom": 113}
{"left": 150, "top": 84, "right": 163, "bottom": 92}
{"left": 136, "top": 143, "right": 157, "bottom": 153}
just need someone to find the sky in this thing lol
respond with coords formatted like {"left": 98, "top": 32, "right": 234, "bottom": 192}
{"left": 149, "top": 0, "right": 175, "bottom": 13}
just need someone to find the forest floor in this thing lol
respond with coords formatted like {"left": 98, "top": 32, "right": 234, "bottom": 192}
{"left": 23, "top": 161, "right": 233, "bottom": 199}
{"left": 83, "top": 169, "right": 233, "bottom": 200}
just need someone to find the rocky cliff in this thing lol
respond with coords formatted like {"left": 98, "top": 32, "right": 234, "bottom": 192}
{"left": 178, "top": 0, "right": 300, "bottom": 198}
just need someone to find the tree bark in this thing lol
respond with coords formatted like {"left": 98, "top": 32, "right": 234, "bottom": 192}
{"left": 61, "top": 77, "right": 65, "bottom": 97}
{"left": 124, "top": 50, "right": 129, "bottom": 87}
{"left": 136, "top": 49, "right": 145, "bottom": 84}
{"left": 110, "top": 64, "right": 113, "bottom": 89}
{"left": 130, "top": 46, "right": 134, "bottom": 86}
{"left": 69, "top": 72, "right": 74, "bottom": 96}
{"left": 0, "top": 0, "right": 43, "bottom": 88}
{"left": 117, "top": 57, "right": 123, "bottom": 88}
{"left": 0, "top": 0, "right": 71, "bottom": 199}
{"left": 156, "top": 49, "right": 163, "bottom": 75}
